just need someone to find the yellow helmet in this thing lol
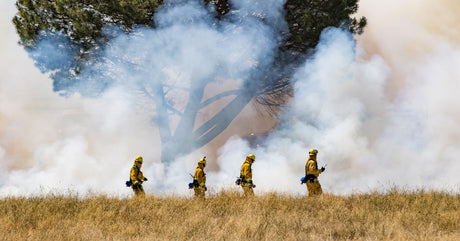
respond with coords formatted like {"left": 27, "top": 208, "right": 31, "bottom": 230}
{"left": 198, "top": 157, "right": 207, "bottom": 165}
{"left": 247, "top": 154, "right": 256, "bottom": 161}
{"left": 309, "top": 149, "right": 318, "bottom": 155}
{"left": 135, "top": 155, "right": 143, "bottom": 163}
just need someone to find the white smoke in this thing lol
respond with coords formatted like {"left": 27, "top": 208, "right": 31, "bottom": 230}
{"left": 214, "top": 28, "right": 393, "bottom": 195}
{"left": 0, "top": 1, "right": 160, "bottom": 197}
{"left": 212, "top": 0, "right": 460, "bottom": 195}
{"left": 1, "top": 0, "right": 459, "bottom": 197}
{"left": 0, "top": 0, "right": 285, "bottom": 197}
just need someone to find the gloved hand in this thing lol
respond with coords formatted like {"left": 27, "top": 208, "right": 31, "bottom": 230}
{"left": 235, "top": 178, "right": 241, "bottom": 185}
{"left": 204, "top": 186, "right": 208, "bottom": 191}
{"left": 321, "top": 166, "right": 326, "bottom": 172}
{"left": 144, "top": 177, "right": 148, "bottom": 181}
{"left": 252, "top": 184, "right": 256, "bottom": 188}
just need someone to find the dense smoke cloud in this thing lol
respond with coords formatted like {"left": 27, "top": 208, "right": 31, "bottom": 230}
{"left": 214, "top": 0, "right": 460, "bottom": 194}
{"left": 226, "top": 0, "right": 460, "bottom": 194}
{"left": 1, "top": 0, "right": 459, "bottom": 197}
{"left": 0, "top": 1, "right": 161, "bottom": 196}
{"left": 0, "top": 0, "right": 284, "bottom": 196}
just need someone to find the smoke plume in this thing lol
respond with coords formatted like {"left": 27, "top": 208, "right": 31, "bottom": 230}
{"left": 1, "top": 0, "right": 459, "bottom": 197}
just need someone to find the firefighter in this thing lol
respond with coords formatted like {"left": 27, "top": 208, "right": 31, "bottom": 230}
{"left": 304, "top": 149, "right": 325, "bottom": 196}
{"left": 130, "top": 155, "right": 148, "bottom": 197}
{"left": 193, "top": 157, "right": 207, "bottom": 198}
{"left": 240, "top": 154, "right": 256, "bottom": 196}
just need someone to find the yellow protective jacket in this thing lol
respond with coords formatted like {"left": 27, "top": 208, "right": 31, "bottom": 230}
{"left": 130, "top": 164, "right": 145, "bottom": 185}
{"left": 194, "top": 166, "right": 206, "bottom": 189}
{"left": 305, "top": 157, "right": 322, "bottom": 178}
{"left": 240, "top": 160, "right": 253, "bottom": 185}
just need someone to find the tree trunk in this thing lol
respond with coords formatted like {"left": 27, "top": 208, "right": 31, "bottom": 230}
{"left": 157, "top": 89, "right": 252, "bottom": 165}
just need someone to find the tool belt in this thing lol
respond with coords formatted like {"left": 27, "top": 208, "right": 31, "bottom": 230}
{"left": 241, "top": 179, "right": 254, "bottom": 187}
{"left": 132, "top": 180, "right": 143, "bottom": 189}
{"left": 305, "top": 174, "right": 317, "bottom": 183}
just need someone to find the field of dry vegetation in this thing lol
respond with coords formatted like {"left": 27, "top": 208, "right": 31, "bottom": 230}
{"left": 1, "top": 189, "right": 459, "bottom": 240}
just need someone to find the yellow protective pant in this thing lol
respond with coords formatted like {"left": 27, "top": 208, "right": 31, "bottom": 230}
{"left": 306, "top": 180, "right": 322, "bottom": 196}
{"left": 132, "top": 184, "right": 145, "bottom": 197}
{"left": 194, "top": 188, "right": 205, "bottom": 198}
{"left": 242, "top": 186, "right": 254, "bottom": 197}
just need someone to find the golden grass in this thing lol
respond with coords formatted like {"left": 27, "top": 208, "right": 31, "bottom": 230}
{"left": 1, "top": 189, "right": 459, "bottom": 240}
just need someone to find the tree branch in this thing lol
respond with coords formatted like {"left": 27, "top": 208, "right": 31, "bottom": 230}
{"left": 200, "top": 89, "right": 240, "bottom": 108}
{"left": 193, "top": 93, "right": 252, "bottom": 149}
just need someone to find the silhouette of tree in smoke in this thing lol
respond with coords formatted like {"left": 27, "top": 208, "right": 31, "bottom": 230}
{"left": 13, "top": 0, "right": 366, "bottom": 164}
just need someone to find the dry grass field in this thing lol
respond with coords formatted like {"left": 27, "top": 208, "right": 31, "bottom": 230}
{"left": 1, "top": 189, "right": 459, "bottom": 240}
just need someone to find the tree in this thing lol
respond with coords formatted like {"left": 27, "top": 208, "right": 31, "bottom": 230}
{"left": 13, "top": 0, "right": 366, "bottom": 164}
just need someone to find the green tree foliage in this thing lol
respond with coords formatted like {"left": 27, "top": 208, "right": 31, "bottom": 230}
{"left": 14, "top": 0, "right": 366, "bottom": 52}
{"left": 13, "top": 0, "right": 163, "bottom": 49}
{"left": 284, "top": 0, "right": 366, "bottom": 51}
{"left": 198, "top": 0, "right": 367, "bottom": 52}
{"left": 204, "top": 0, "right": 230, "bottom": 16}
{"left": 12, "top": 0, "right": 367, "bottom": 163}
{"left": 187, "top": 0, "right": 367, "bottom": 108}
